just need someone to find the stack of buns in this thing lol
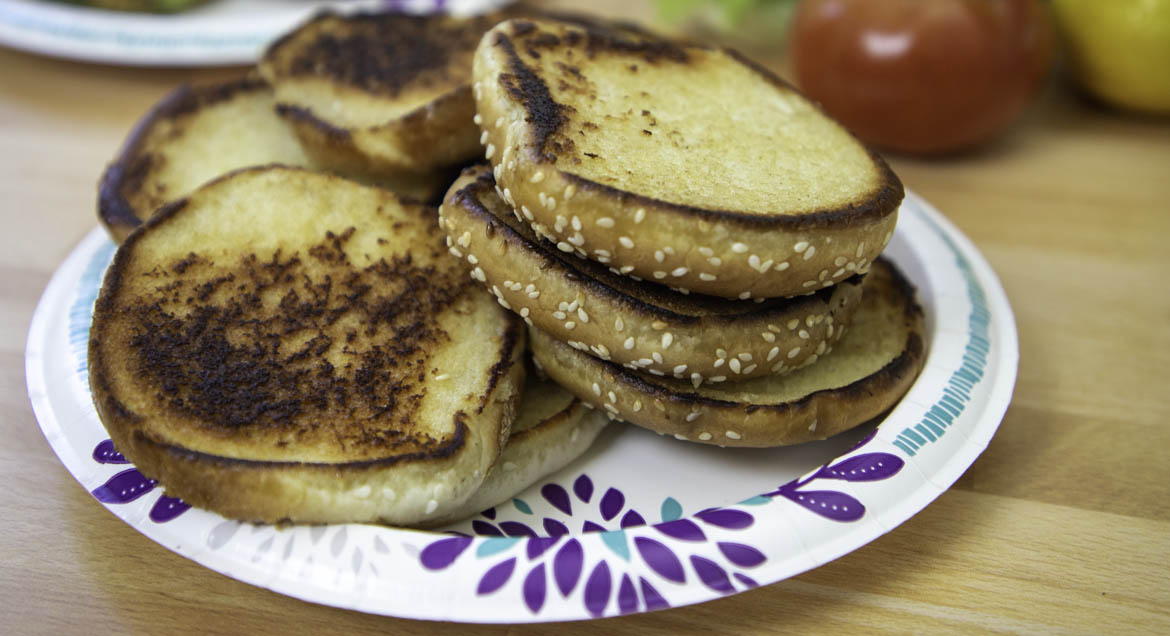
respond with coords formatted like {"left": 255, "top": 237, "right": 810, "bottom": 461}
{"left": 440, "top": 17, "right": 925, "bottom": 447}
{"left": 89, "top": 8, "right": 924, "bottom": 529}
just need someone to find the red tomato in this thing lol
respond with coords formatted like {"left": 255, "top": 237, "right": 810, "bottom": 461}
{"left": 789, "top": 0, "right": 1053, "bottom": 155}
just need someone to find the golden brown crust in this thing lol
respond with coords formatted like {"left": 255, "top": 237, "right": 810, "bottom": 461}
{"left": 439, "top": 166, "right": 865, "bottom": 383}
{"left": 529, "top": 258, "right": 925, "bottom": 447}
{"left": 259, "top": 11, "right": 501, "bottom": 175}
{"left": 473, "top": 18, "right": 904, "bottom": 299}
{"left": 97, "top": 76, "right": 285, "bottom": 242}
{"left": 89, "top": 166, "right": 525, "bottom": 525}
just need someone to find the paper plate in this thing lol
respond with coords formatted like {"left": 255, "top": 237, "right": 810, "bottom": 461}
{"left": 26, "top": 192, "right": 1017, "bottom": 622}
{"left": 0, "top": 0, "right": 504, "bottom": 67}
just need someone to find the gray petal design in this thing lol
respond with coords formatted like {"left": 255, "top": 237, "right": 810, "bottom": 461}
{"left": 207, "top": 521, "right": 240, "bottom": 549}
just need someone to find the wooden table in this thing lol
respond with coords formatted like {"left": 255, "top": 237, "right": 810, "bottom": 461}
{"left": 2, "top": 3, "right": 1168, "bottom": 634}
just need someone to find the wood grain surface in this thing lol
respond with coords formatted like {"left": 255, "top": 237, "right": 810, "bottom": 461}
{"left": 2, "top": 1, "right": 1168, "bottom": 634}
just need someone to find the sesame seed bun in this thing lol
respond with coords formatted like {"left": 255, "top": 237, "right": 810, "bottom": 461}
{"left": 529, "top": 258, "right": 925, "bottom": 447}
{"left": 472, "top": 18, "right": 903, "bottom": 300}
{"left": 439, "top": 166, "right": 865, "bottom": 384}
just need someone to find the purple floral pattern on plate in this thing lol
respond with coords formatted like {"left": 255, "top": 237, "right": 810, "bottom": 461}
{"left": 420, "top": 432, "right": 904, "bottom": 618}
{"left": 421, "top": 474, "right": 772, "bottom": 617}
{"left": 90, "top": 439, "right": 190, "bottom": 523}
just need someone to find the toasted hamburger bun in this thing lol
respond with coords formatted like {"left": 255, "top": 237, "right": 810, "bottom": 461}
{"left": 439, "top": 165, "right": 864, "bottom": 383}
{"left": 89, "top": 166, "right": 525, "bottom": 525}
{"left": 473, "top": 18, "right": 903, "bottom": 299}
{"left": 97, "top": 76, "right": 446, "bottom": 243}
{"left": 530, "top": 258, "right": 925, "bottom": 447}
{"left": 98, "top": 77, "right": 314, "bottom": 243}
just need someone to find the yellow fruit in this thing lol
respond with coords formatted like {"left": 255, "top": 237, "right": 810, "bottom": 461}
{"left": 1051, "top": 0, "right": 1170, "bottom": 114}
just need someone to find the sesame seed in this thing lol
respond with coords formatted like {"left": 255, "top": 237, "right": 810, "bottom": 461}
{"left": 725, "top": 431, "right": 742, "bottom": 440}
{"left": 767, "top": 346, "right": 780, "bottom": 361}
{"left": 467, "top": 254, "right": 479, "bottom": 265}
{"left": 716, "top": 348, "right": 728, "bottom": 358}
{"left": 633, "top": 400, "right": 643, "bottom": 412}
{"left": 607, "top": 390, "right": 617, "bottom": 403}
{"left": 788, "top": 347, "right": 801, "bottom": 359}
{"left": 472, "top": 267, "right": 485, "bottom": 281}
{"left": 794, "top": 240, "right": 809, "bottom": 253}
{"left": 775, "top": 262, "right": 790, "bottom": 271}
{"left": 633, "top": 208, "right": 646, "bottom": 223}
{"left": 743, "top": 364, "right": 757, "bottom": 374}
{"left": 448, "top": 246, "right": 463, "bottom": 258}
{"left": 485, "top": 143, "right": 495, "bottom": 159}
{"left": 546, "top": 196, "right": 557, "bottom": 210}
{"left": 834, "top": 256, "right": 848, "bottom": 266}
{"left": 808, "top": 419, "right": 818, "bottom": 432}
{"left": 619, "top": 236, "right": 634, "bottom": 249}
{"left": 798, "top": 329, "right": 809, "bottom": 339}
{"left": 732, "top": 242, "right": 748, "bottom": 253}
{"left": 652, "top": 352, "right": 663, "bottom": 364}
{"left": 856, "top": 242, "right": 866, "bottom": 258}
{"left": 671, "top": 267, "right": 689, "bottom": 277}
{"left": 521, "top": 205, "right": 534, "bottom": 221}
{"left": 738, "top": 353, "right": 753, "bottom": 361}
{"left": 787, "top": 319, "right": 799, "bottom": 330}
{"left": 803, "top": 281, "right": 818, "bottom": 288}
{"left": 817, "top": 340, "right": 827, "bottom": 354}
{"left": 708, "top": 257, "right": 722, "bottom": 267}
{"left": 591, "top": 383, "right": 601, "bottom": 396}
{"left": 674, "top": 434, "right": 687, "bottom": 441}
{"left": 479, "top": 130, "right": 489, "bottom": 145}
{"left": 519, "top": 307, "right": 530, "bottom": 317}
{"left": 620, "top": 265, "right": 635, "bottom": 274}
{"left": 653, "top": 270, "right": 667, "bottom": 279}
{"left": 494, "top": 116, "right": 504, "bottom": 128}
{"left": 565, "top": 321, "right": 576, "bottom": 330}
{"left": 738, "top": 291, "right": 752, "bottom": 300}
{"left": 673, "top": 364, "right": 688, "bottom": 375}
{"left": 846, "top": 261, "right": 857, "bottom": 271}
{"left": 818, "top": 269, "right": 828, "bottom": 281}
{"left": 577, "top": 307, "right": 589, "bottom": 322}
{"left": 699, "top": 273, "right": 716, "bottom": 281}
{"left": 615, "top": 318, "right": 624, "bottom": 331}
{"left": 699, "top": 432, "right": 713, "bottom": 441}
{"left": 604, "top": 403, "right": 620, "bottom": 414}
{"left": 804, "top": 353, "right": 819, "bottom": 366}
{"left": 637, "top": 358, "right": 653, "bottom": 366}
{"left": 772, "top": 362, "right": 785, "bottom": 373}
{"left": 434, "top": 373, "right": 449, "bottom": 381}
{"left": 571, "top": 215, "right": 582, "bottom": 231}
{"left": 729, "top": 358, "right": 742, "bottom": 374}
{"left": 762, "top": 332, "right": 776, "bottom": 343}
{"left": 564, "top": 185, "right": 576, "bottom": 200}
{"left": 654, "top": 250, "right": 665, "bottom": 263}
{"left": 426, "top": 499, "right": 438, "bottom": 514}
{"left": 497, "top": 297, "right": 512, "bottom": 309}
{"left": 833, "top": 268, "right": 845, "bottom": 278}
{"left": 597, "top": 217, "right": 615, "bottom": 228}
{"left": 662, "top": 333, "right": 674, "bottom": 348}
{"left": 699, "top": 247, "right": 714, "bottom": 257}
{"left": 556, "top": 241, "right": 573, "bottom": 252}
{"left": 529, "top": 171, "right": 546, "bottom": 184}
{"left": 808, "top": 315, "right": 819, "bottom": 327}
{"left": 648, "top": 369, "right": 665, "bottom": 376}
{"left": 568, "top": 233, "right": 585, "bottom": 246}
{"left": 749, "top": 254, "right": 761, "bottom": 270}
{"left": 473, "top": 113, "right": 483, "bottom": 125}
{"left": 686, "top": 412, "right": 701, "bottom": 422}
{"left": 713, "top": 359, "right": 725, "bottom": 368}
{"left": 690, "top": 373, "right": 702, "bottom": 388}
{"left": 804, "top": 245, "right": 817, "bottom": 260}
{"left": 623, "top": 337, "right": 635, "bottom": 349}
{"left": 651, "top": 321, "right": 667, "bottom": 330}
{"left": 826, "top": 325, "right": 835, "bottom": 339}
